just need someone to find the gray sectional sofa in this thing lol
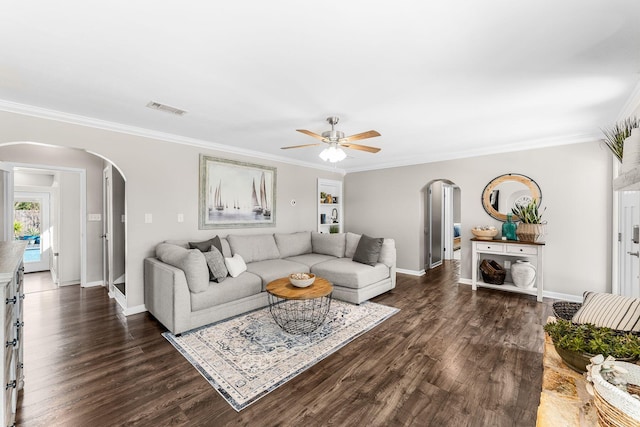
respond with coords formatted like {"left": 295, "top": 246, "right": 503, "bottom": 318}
{"left": 144, "top": 231, "right": 396, "bottom": 334}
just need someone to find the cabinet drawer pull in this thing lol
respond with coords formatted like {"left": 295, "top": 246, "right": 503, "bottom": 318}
{"left": 5, "top": 380, "right": 16, "bottom": 390}
{"left": 14, "top": 320, "right": 23, "bottom": 329}
{"left": 5, "top": 296, "right": 16, "bottom": 305}
{"left": 5, "top": 339, "right": 17, "bottom": 348}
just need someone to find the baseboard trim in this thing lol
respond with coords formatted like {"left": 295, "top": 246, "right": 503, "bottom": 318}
{"left": 458, "top": 278, "right": 582, "bottom": 302}
{"left": 83, "top": 280, "right": 103, "bottom": 288}
{"left": 396, "top": 268, "right": 425, "bottom": 276}
{"left": 123, "top": 304, "right": 147, "bottom": 316}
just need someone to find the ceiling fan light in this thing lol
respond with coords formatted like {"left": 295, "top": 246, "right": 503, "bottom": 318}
{"left": 319, "top": 145, "right": 347, "bottom": 163}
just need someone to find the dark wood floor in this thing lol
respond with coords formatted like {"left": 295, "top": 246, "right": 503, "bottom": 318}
{"left": 17, "top": 262, "right": 552, "bottom": 426}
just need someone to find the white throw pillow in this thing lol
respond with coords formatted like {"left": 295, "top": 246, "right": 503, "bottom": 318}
{"left": 224, "top": 253, "right": 247, "bottom": 278}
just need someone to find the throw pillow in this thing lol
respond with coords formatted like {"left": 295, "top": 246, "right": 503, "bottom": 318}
{"left": 156, "top": 243, "right": 209, "bottom": 293}
{"left": 225, "top": 253, "right": 247, "bottom": 278}
{"left": 189, "top": 236, "right": 220, "bottom": 253}
{"left": 352, "top": 234, "right": 384, "bottom": 266}
{"left": 572, "top": 291, "right": 640, "bottom": 332}
{"left": 203, "top": 246, "right": 228, "bottom": 282}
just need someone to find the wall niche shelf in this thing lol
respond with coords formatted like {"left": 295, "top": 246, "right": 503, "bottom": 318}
{"left": 317, "top": 179, "right": 343, "bottom": 234}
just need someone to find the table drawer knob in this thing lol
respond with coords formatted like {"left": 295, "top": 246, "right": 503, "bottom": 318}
{"left": 5, "top": 296, "right": 16, "bottom": 305}
{"left": 5, "top": 339, "right": 16, "bottom": 348}
{"left": 5, "top": 380, "right": 16, "bottom": 390}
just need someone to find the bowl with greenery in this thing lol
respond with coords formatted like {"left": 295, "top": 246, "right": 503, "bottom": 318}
{"left": 544, "top": 319, "right": 640, "bottom": 373}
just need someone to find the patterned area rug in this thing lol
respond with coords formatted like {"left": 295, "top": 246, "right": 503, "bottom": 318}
{"left": 163, "top": 300, "right": 399, "bottom": 411}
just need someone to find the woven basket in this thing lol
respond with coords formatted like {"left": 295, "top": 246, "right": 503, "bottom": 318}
{"left": 552, "top": 301, "right": 582, "bottom": 320}
{"left": 479, "top": 259, "right": 506, "bottom": 285}
{"left": 591, "top": 361, "right": 640, "bottom": 427}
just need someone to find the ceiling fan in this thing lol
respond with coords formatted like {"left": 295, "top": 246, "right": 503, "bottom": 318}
{"left": 281, "top": 116, "right": 381, "bottom": 162}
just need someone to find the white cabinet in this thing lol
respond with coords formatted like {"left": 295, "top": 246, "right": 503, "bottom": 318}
{"left": 317, "top": 179, "right": 343, "bottom": 234}
{"left": 471, "top": 238, "right": 544, "bottom": 302}
{"left": 0, "top": 241, "right": 26, "bottom": 427}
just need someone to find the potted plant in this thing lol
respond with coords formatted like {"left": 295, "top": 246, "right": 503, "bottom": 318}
{"left": 601, "top": 117, "right": 640, "bottom": 163}
{"left": 13, "top": 221, "right": 22, "bottom": 240}
{"left": 511, "top": 198, "right": 546, "bottom": 242}
{"left": 544, "top": 319, "right": 640, "bottom": 373}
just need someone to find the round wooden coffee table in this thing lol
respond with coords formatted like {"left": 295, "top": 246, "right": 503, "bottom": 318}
{"left": 266, "top": 276, "right": 333, "bottom": 334}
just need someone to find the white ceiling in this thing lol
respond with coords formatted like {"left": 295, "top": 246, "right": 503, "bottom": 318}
{"left": 1, "top": 1, "right": 640, "bottom": 172}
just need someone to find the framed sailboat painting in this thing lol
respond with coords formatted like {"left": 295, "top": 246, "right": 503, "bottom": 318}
{"left": 199, "top": 155, "right": 276, "bottom": 229}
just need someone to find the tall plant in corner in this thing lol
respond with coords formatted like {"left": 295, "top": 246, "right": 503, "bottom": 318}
{"left": 601, "top": 117, "right": 640, "bottom": 163}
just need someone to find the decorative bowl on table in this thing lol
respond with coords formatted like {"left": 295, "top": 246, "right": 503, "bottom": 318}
{"left": 289, "top": 273, "right": 315, "bottom": 288}
{"left": 471, "top": 226, "right": 498, "bottom": 240}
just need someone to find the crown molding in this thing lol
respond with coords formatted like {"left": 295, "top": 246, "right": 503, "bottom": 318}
{"left": 0, "top": 99, "right": 346, "bottom": 175}
{"left": 343, "top": 132, "right": 601, "bottom": 173}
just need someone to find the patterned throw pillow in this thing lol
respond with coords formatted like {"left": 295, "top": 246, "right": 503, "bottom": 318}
{"left": 572, "top": 291, "right": 640, "bottom": 332}
{"left": 203, "top": 246, "right": 228, "bottom": 283}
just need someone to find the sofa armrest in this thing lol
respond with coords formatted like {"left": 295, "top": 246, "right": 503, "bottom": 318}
{"left": 379, "top": 238, "right": 396, "bottom": 288}
{"left": 144, "top": 258, "right": 192, "bottom": 334}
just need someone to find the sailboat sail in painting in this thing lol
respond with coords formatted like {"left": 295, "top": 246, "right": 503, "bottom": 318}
{"left": 199, "top": 155, "right": 276, "bottom": 229}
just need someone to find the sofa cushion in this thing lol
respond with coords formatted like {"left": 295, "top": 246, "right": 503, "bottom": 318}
{"left": 156, "top": 243, "right": 209, "bottom": 293}
{"left": 311, "top": 232, "right": 345, "bottom": 258}
{"left": 311, "top": 258, "right": 390, "bottom": 289}
{"left": 189, "top": 236, "right": 224, "bottom": 254}
{"left": 225, "top": 254, "right": 247, "bottom": 278}
{"left": 191, "top": 272, "right": 262, "bottom": 312}
{"left": 274, "top": 231, "right": 312, "bottom": 258}
{"left": 246, "top": 259, "right": 309, "bottom": 289}
{"left": 285, "top": 253, "right": 336, "bottom": 268}
{"left": 228, "top": 234, "right": 280, "bottom": 263}
{"left": 378, "top": 238, "right": 395, "bottom": 268}
{"left": 353, "top": 234, "right": 384, "bottom": 266}
{"left": 203, "top": 246, "right": 228, "bottom": 282}
{"left": 572, "top": 291, "right": 640, "bottom": 332}
{"left": 345, "top": 232, "right": 361, "bottom": 258}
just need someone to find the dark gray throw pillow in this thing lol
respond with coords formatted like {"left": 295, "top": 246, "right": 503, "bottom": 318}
{"left": 203, "top": 246, "right": 228, "bottom": 282}
{"left": 189, "top": 236, "right": 223, "bottom": 254}
{"left": 352, "top": 234, "right": 384, "bottom": 266}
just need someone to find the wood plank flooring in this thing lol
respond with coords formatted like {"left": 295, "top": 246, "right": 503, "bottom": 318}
{"left": 17, "top": 261, "right": 552, "bottom": 426}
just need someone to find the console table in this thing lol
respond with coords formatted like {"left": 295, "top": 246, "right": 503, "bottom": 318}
{"left": 471, "top": 238, "right": 545, "bottom": 302}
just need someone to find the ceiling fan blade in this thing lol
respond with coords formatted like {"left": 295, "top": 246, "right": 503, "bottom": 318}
{"left": 296, "top": 129, "right": 326, "bottom": 141}
{"left": 340, "top": 143, "right": 381, "bottom": 153}
{"left": 339, "top": 130, "right": 381, "bottom": 142}
{"left": 281, "top": 143, "right": 322, "bottom": 150}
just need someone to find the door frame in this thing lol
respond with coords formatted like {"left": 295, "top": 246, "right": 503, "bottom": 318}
{"left": 14, "top": 191, "right": 51, "bottom": 273}
{"left": 6, "top": 162, "right": 87, "bottom": 286}
{"left": 103, "top": 166, "right": 114, "bottom": 297}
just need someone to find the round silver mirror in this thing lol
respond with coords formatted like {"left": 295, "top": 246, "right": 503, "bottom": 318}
{"left": 482, "top": 173, "right": 541, "bottom": 221}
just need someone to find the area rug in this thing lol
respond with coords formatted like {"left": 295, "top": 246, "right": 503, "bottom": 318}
{"left": 163, "top": 300, "right": 399, "bottom": 411}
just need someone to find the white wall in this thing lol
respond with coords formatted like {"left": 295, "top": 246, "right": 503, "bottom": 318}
{"left": 0, "top": 110, "right": 343, "bottom": 311}
{"left": 58, "top": 171, "right": 81, "bottom": 285}
{"left": 345, "top": 141, "right": 613, "bottom": 298}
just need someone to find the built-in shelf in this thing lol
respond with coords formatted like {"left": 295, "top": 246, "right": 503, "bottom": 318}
{"left": 317, "top": 179, "right": 343, "bottom": 233}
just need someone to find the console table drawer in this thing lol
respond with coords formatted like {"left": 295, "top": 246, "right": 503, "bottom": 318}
{"left": 476, "top": 243, "right": 504, "bottom": 253}
{"left": 506, "top": 245, "right": 538, "bottom": 256}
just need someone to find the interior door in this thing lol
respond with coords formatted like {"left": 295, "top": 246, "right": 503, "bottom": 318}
{"left": 619, "top": 190, "right": 640, "bottom": 297}
{"left": 15, "top": 192, "right": 51, "bottom": 273}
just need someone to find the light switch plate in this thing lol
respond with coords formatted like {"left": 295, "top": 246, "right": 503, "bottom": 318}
{"left": 177, "top": 213, "right": 184, "bottom": 223}
{"left": 144, "top": 213, "right": 152, "bottom": 224}
{"left": 88, "top": 213, "right": 101, "bottom": 221}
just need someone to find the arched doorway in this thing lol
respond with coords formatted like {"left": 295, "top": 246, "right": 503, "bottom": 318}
{"left": 0, "top": 142, "right": 127, "bottom": 307}
{"left": 423, "top": 179, "right": 461, "bottom": 272}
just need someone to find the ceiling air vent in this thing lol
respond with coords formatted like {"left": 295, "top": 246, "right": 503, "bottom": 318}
{"left": 146, "top": 101, "right": 188, "bottom": 116}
